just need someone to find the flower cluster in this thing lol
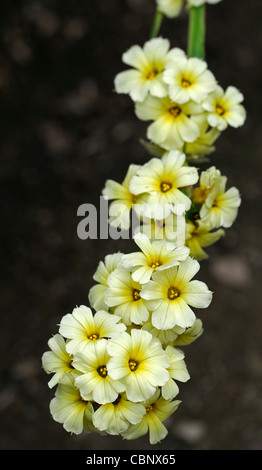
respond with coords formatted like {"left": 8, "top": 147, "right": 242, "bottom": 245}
{"left": 103, "top": 150, "right": 241, "bottom": 261}
{"left": 115, "top": 37, "right": 245, "bottom": 159}
{"left": 42, "top": 3, "right": 245, "bottom": 446}
{"left": 42, "top": 242, "right": 209, "bottom": 444}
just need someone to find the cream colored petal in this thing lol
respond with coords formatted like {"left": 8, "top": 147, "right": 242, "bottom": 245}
{"left": 122, "top": 44, "right": 149, "bottom": 70}
{"left": 143, "top": 37, "right": 170, "bottom": 63}
{"left": 182, "top": 280, "right": 213, "bottom": 308}
{"left": 175, "top": 256, "right": 200, "bottom": 289}
{"left": 135, "top": 94, "right": 166, "bottom": 121}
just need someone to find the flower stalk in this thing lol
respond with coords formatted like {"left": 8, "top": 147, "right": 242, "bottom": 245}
{"left": 150, "top": 10, "right": 164, "bottom": 38}
{"left": 188, "top": 5, "right": 206, "bottom": 59}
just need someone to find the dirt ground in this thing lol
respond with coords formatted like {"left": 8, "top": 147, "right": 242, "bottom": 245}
{"left": 1, "top": 0, "right": 262, "bottom": 451}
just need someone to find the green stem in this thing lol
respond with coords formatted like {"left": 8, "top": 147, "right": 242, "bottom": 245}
{"left": 150, "top": 10, "right": 164, "bottom": 38}
{"left": 187, "top": 5, "right": 206, "bottom": 59}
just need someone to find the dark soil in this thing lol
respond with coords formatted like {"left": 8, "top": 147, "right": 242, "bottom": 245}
{"left": 1, "top": 0, "right": 262, "bottom": 451}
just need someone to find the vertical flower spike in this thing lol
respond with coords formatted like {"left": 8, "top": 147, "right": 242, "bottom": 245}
{"left": 42, "top": 0, "right": 245, "bottom": 445}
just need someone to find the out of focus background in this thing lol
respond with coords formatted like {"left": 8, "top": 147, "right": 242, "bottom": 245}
{"left": 1, "top": 0, "right": 262, "bottom": 450}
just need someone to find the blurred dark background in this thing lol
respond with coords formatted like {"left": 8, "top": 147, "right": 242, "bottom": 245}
{"left": 1, "top": 0, "right": 262, "bottom": 450}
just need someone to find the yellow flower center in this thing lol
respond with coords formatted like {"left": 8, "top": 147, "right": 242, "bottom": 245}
{"left": 133, "top": 289, "right": 141, "bottom": 301}
{"left": 160, "top": 181, "right": 173, "bottom": 193}
{"left": 97, "top": 365, "right": 108, "bottom": 378}
{"left": 132, "top": 193, "right": 138, "bottom": 204}
{"left": 146, "top": 68, "right": 159, "bottom": 80}
{"left": 216, "top": 104, "right": 225, "bottom": 116}
{"left": 129, "top": 359, "right": 139, "bottom": 372}
{"left": 192, "top": 187, "right": 209, "bottom": 204}
{"left": 88, "top": 333, "right": 99, "bottom": 341}
{"left": 192, "top": 211, "right": 200, "bottom": 221}
{"left": 151, "top": 261, "right": 160, "bottom": 269}
{"left": 167, "top": 286, "right": 180, "bottom": 300}
{"left": 146, "top": 405, "right": 154, "bottom": 413}
{"left": 181, "top": 77, "right": 191, "bottom": 88}
{"left": 169, "top": 106, "right": 182, "bottom": 118}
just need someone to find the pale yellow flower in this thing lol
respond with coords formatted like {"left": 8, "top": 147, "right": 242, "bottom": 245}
{"left": 185, "top": 219, "right": 225, "bottom": 260}
{"left": 102, "top": 164, "right": 143, "bottom": 230}
{"left": 58, "top": 305, "right": 126, "bottom": 355}
{"left": 49, "top": 373, "right": 95, "bottom": 435}
{"left": 141, "top": 256, "right": 212, "bottom": 329}
{"left": 202, "top": 85, "right": 246, "bottom": 131}
{"left": 161, "top": 346, "right": 190, "bottom": 400}
{"left": 114, "top": 37, "right": 172, "bottom": 102}
{"left": 191, "top": 165, "right": 222, "bottom": 205}
{"left": 163, "top": 53, "right": 217, "bottom": 104}
{"left": 200, "top": 176, "right": 241, "bottom": 228}
{"left": 88, "top": 252, "right": 123, "bottom": 311}
{"left": 142, "top": 316, "right": 185, "bottom": 347}
{"left": 107, "top": 329, "right": 170, "bottom": 402}
{"left": 173, "top": 318, "right": 203, "bottom": 346}
{"left": 104, "top": 267, "right": 150, "bottom": 325}
{"left": 156, "top": 0, "right": 184, "bottom": 18}
{"left": 184, "top": 115, "right": 220, "bottom": 158}
{"left": 135, "top": 94, "right": 204, "bottom": 151}
{"left": 129, "top": 150, "right": 199, "bottom": 218}
{"left": 121, "top": 389, "right": 181, "bottom": 444}
{"left": 122, "top": 232, "right": 190, "bottom": 284}
{"left": 42, "top": 334, "right": 74, "bottom": 389}
{"left": 73, "top": 339, "right": 125, "bottom": 405}
{"left": 92, "top": 392, "right": 146, "bottom": 435}
{"left": 137, "top": 212, "right": 186, "bottom": 246}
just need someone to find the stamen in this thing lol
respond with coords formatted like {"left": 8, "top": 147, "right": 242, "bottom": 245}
{"left": 88, "top": 333, "right": 99, "bottom": 341}
{"left": 167, "top": 286, "right": 180, "bottom": 300}
{"left": 133, "top": 289, "right": 141, "bottom": 301}
{"left": 160, "top": 181, "right": 172, "bottom": 193}
{"left": 181, "top": 78, "right": 191, "bottom": 88}
{"left": 146, "top": 405, "right": 153, "bottom": 413}
{"left": 151, "top": 261, "right": 160, "bottom": 269}
{"left": 97, "top": 365, "right": 108, "bottom": 378}
{"left": 132, "top": 194, "right": 138, "bottom": 204}
{"left": 169, "top": 106, "right": 182, "bottom": 118}
{"left": 146, "top": 68, "right": 159, "bottom": 80}
{"left": 216, "top": 104, "right": 225, "bottom": 116}
{"left": 129, "top": 359, "right": 139, "bottom": 372}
